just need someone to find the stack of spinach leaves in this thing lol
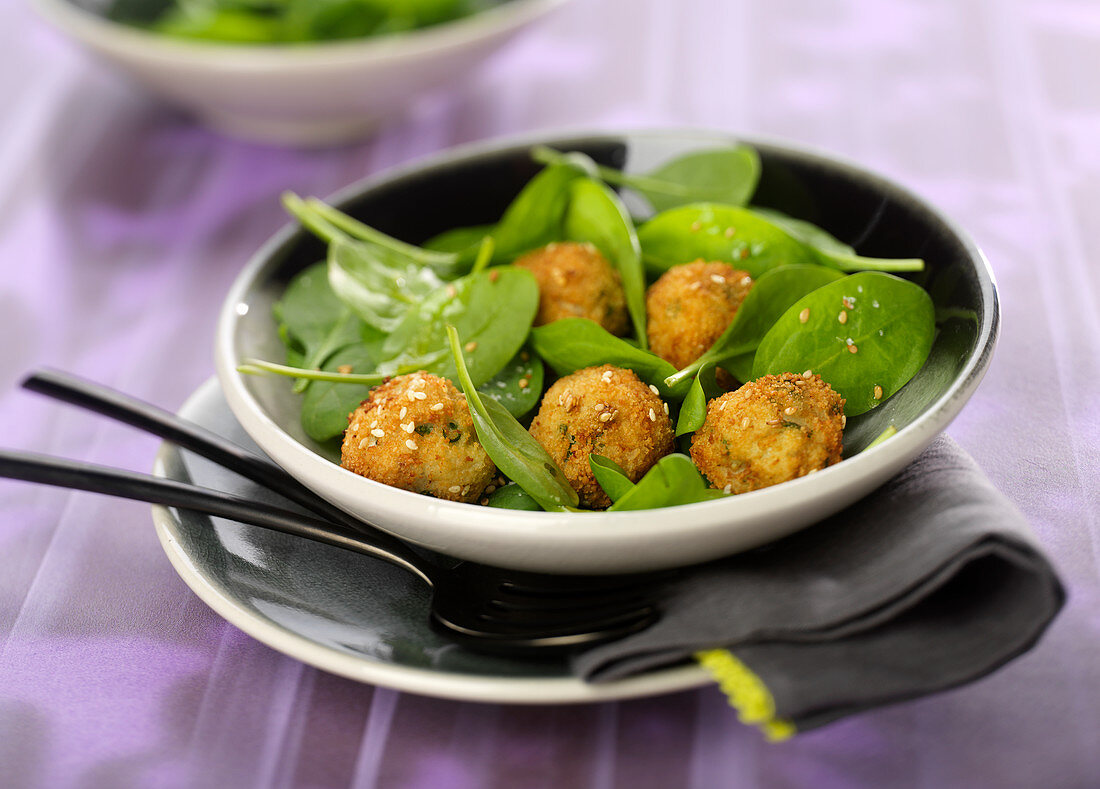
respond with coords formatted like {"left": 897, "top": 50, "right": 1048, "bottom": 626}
{"left": 244, "top": 144, "right": 935, "bottom": 512}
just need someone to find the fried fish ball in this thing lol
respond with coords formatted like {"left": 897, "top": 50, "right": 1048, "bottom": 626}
{"left": 514, "top": 241, "right": 630, "bottom": 335}
{"left": 341, "top": 372, "right": 495, "bottom": 503}
{"left": 646, "top": 261, "right": 754, "bottom": 369}
{"left": 690, "top": 372, "right": 845, "bottom": 495}
{"left": 528, "top": 364, "right": 674, "bottom": 509}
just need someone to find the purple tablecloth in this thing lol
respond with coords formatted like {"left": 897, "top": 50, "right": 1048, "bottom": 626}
{"left": 2, "top": 0, "right": 1098, "bottom": 786}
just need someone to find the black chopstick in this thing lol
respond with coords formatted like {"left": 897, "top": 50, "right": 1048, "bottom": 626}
{"left": 0, "top": 449, "right": 378, "bottom": 558}
{"left": 21, "top": 369, "right": 384, "bottom": 539}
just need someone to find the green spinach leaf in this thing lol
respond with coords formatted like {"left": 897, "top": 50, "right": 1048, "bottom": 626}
{"left": 674, "top": 365, "right": 723, "bottom": 437}
{"left": 423, "top": 224, "right": 494, "bottom": 253}
{"left": 606, "top": 454, "right": 726, "bottom": 511}
{"left": 488, "top": 159, "right": 593, "bottom": 263}
{"left": 563, "top": 177, "right": 648, "bottom": 347}
{"left": 486, "top": 483, "right": 543, "bottom": 511}
{"left": 274, "top": 262, "right": 368, "bottom": 392}
{"left": 529, "top": 318, "right": 689, "bottom": 399}
{"left": 588, "top": 455, "right": 634, "bottom": 503}
{"left": 299, "top": 344, "right": 380, "bottom": 442}
{"left": 327, "top": 236, "right": 445, "bottom": 332}
{"left": 665, "top": 264, "right": 846, "bottom": 388}
{"left": 637, "top": 204, "right": 924, "bottom": 277}
{"left": 476, "top": 347, "right": 544, "bottom": 419}
{"left": 753, "top": 272, "right": 936, "bottom": 415}
{"left": 638, "top": 203, "right": 822, "bottom": 276}
{"left": 447, "top": 325, "right": 579, "bottom": 512}
{"left": 533, "top": 145, "right": 761, "bottom": 212}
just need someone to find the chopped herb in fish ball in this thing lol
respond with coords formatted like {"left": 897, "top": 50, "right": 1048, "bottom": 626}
{"left": 690, "top": 372, "right": 844, "bottom": 495}
{"left": 341, "top": 372, "right": 495, "bottom": 503}
{"left": 528, "top": 364, "right": 674, "bottom": 509}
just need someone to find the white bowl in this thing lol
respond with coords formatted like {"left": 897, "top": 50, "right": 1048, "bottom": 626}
{"left": 31, "top": 0, "right": 570, "bottom": 145}
{"left": 215, "top": 130, "right": 999, "bottom": 573}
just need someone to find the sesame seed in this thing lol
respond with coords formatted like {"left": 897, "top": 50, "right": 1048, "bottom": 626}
{"left": 407, "top": 391, "right": 417, "bottom": 401}
{"left": 399, "top": 407, "right": 407, "bottom": 419}
{"left": 722, "top": 484, "right": 733, "bottom": 494}
{"left": 841, "top": 415, "right": 847, "bottom": 428}
{"left": 565, "top": 393, "right": 576, "bottom": 411}
{"left": 601, "top": 370, "right": 613, "bottom": 383}
{"left": 401, "top": 422, "right": 415, "bottom": 433}
{"left": 357, "top": 438, "right": 370, "bottom": 449}
{"left": 740, "top": 248, "right": 750, "bottom": 259}
{"left": 557, "top": 394, "right": 564, "bottom": 406}
{"left": 874, "top": 385, "right": 883, "bottom": 400}
{"left": 520, "top": 351, "right": 530, "bottom": 361}
{"left": 405, "top": 439, "right": 418, "bottom": 450}
{"left": 843, "top": 296, "right": 856, "bottom": 309}
{"left": 546, "top": 242, "right": 559, "bottom": 251}
{"left": 838, "top": 310, "right": 848, "bottom": 324}
{"left": 690, "top": 221, "right": 702, "bottom": 232}
{"left": 371, "top": 429, "right": 385, "bottom": 438}
{"left": 370, "top": 420, "right": 378, "bottom": 428}
{"left": 784, "top": 406, "right": 797, "bottom": 415}
{"left": 518, "top": 379, "right": 529, "bottom": 389}
{"left": 489, "top": 270, "right": 499, "bottom": 282}
{"left": 446, "top": 285, "right": 457, "bottom": 298}
{"left": 741, "top": 417, "right": 750, "bottom": 428}
{"left": 710, "top": 274, "right": 726, "bottom": 284}
{"left": 802, "top": 370, "right": 813, "bottom": 379}
{"left": 741, "top": 276, "right": 752, "bottom": 286}
{"left": 663, "top": 402, "right": 669, "bottom": 415}
{"left": 448, "top": 485, "right": 461, "bottom": 493}
{"left": 480, "top": 498, "right": 489, "bottom": 506}
{"left": 649, "top": 385, "right": 660, "bottom": 396}
{"left": 412, "top": 391, "right": 427, "bottom": 400}
{"left": 485, "top": 485, "right": 496, "bottom": 495}
{"left": 689, "top": 281, "right": 703, "bottom": 290}
{"left": 465, "top": 341, "right": 478, "bottom": 352}
{"left": 766, "top": 418, "right": 782, "bottom": 426}
{"left": 848, "top": 344, "right": 858, "bottom": 354}
{"left": 431, "top": 402, "right": 445, "bottom": 411}
{"left": 649, "top": 408, "right": 656, "bottom": 421}
{"left": 594, "top": 403, "right": 606, "bottom": 412}
{"left": 718, "top": 401, "right": 726, "bottom": 412}
{"left": 799, "top": 308, "right": 810, "bottom": 324}
{"left": 599, "top": 411, "right": 614, "bottom": 422}
{"left": 337, "top": 364, "right": 353, "bottom": 374}
{"left": 411, "top": 378, "right": 425, "bottom": 389}
{"left": 724, "top": 227, "right": 736, "bottom": 239}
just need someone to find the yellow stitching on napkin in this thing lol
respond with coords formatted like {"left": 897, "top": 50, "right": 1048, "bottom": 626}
{"left": 695, "top": 649, "right": 796, "bottom": 742}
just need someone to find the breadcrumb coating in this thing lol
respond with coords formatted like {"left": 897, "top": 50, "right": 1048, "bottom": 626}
{"left": 341, "top": 373, "right": 496, "bottom": 503}
{"left": 690, "top": 373, "right": 844, "bottom": 494}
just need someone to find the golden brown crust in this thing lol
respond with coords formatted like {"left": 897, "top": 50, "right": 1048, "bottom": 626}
{"left": 514, "top": 241, "right": 630, "bottom": 335}
{"left": 528, "top": 365, "right": 674, "bottom": 509}
{"left": 646, "top": 260, "right": 754, "bottom": 369}
{"left": 690, "top": 373, "right": 845, "bottom": 495}
{"left": 341, "top": 373, "right": 496, "bottom": 503}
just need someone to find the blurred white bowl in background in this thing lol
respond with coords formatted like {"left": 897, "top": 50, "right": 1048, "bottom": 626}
{"left": 31, "top": 0, "right": 571, "bottom": 145}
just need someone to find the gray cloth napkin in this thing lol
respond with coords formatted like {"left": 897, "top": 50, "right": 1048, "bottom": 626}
{"left": 573, "top": 435, "right": 1064, "bottom": 733}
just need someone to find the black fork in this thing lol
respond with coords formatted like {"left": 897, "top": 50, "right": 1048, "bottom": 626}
{"left": 6, "top": 369, "right": 669, "bottom": 654}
